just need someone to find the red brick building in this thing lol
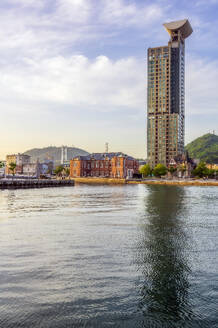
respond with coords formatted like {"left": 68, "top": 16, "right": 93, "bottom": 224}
{"left": 70, "top": 153, "right": 139, "bottom": 179}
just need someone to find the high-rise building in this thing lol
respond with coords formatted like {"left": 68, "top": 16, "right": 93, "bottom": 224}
{"left": 147, "top": 19, "right": 193, "bottom": 167}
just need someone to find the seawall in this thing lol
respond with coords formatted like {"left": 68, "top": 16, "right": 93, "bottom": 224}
{"left": 0, "top": 179, "right": 75, "bottom": 189}
{"left": 73, "top": 178, "right": 126, "bottom": 185}
{"left": 72, "top": 177, "right": 218, "bottom": 187}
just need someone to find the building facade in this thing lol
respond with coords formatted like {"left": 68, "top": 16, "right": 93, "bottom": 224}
{"left": 22, "top": 162, "right": 41, "bottom": 177}
{"left": 147, "top": 19, "right": 193, "bottom": 167}
{"left": 5, "top": 153, "right": 53, "bottom": 177}
{"left": 70, "top": 153, "right": 139, "bottom": 179}
{"left": 168, "top": 152, "right": 196, "bottom": 178}
{"left": 6, "top": 154, "right": 31, "bottom": 174}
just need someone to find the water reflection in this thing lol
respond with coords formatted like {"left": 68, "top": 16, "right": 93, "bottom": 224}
{"left": 136, "top": 185, "right": 194, "bottom": 327}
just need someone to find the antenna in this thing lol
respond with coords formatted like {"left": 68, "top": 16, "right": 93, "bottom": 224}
{"left": 105, "top": 142, "right": 109, "bottom": 153}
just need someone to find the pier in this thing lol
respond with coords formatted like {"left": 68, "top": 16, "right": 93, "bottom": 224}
{"left": 0, "top": 179, "right": 74, "bottom": 189}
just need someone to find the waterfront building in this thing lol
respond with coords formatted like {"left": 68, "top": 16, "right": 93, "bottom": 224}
{"left": 6, "top": 154, "right": 31, "bottom": 174}
{"left": 22, "top": 162, "right": 41, "bottom": 177}
{"left": 206, "top": 163, "right": 218, "bottom": 171}
{"left": 168, "top": 152, "right": 196, "bottom": 178}
{"left": 5, "top": 153, "right": 53, "bottom": 177}
{"left": 70, "top": 153, "right": 139, "bottom": 179}
{"left": 147, "top": 19, "right": 193, "bottom": 167}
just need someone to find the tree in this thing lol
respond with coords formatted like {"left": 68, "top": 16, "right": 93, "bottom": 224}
{"left": 54, "top": 165, "right": 64, "bottom": 177}
{"left": 168, "top": 166, "right": 177, "bottom": 174}
{"left": 0, "top": 161, "right": 4, "bottom": 168}
{"left": 168, "top": 166, "right": 177, "bottom": 178}
{"left": 207, "top": 169, "right": 215, "bottom": 178}
{"left": 153, "top": 164, "right": 167, "bottom": 177}
{"left": 192, "top": 162, "right": 209, "bottom": 178}
{"left": 64, "top": 167, "right": 70, "bottom": 177}
{"left": 8, "top": 162, "right": 16, "bottom": 176}
{"left": 139, "top": 164, "right": 151, "bottom": 178}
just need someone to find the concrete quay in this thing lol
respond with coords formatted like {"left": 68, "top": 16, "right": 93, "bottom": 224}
{"left": 0, "top": 179, "right": 74, "bottom": 189}
{"left": 72, "top": 177, "right": 218, "bottom": 186}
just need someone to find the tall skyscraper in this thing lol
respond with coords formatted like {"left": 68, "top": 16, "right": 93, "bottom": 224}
{"left": 147, "top": 19, "right": 193, "bottom": 167}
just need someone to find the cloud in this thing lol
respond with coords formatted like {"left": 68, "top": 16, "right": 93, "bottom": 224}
{"left": 55, "top": 0, "right": 92, "bottom": 24}
{"left": 0, "top": 0, "right": 168, "bottom": 61}
{"left": 0, "top": 55, "right": 145, "bottom": 114}
{"left": 1, "top": 50, "right": 217, "bottom": 118}
{"left": 100, "top": 0, "right": 164, "bottom": 27}
{"left": 186, "top": 56, "right": 218, "bottom": 115}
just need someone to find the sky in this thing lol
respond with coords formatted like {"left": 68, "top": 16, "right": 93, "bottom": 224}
{"left": 0, "top": 0, "right": 218, "bottom": 159}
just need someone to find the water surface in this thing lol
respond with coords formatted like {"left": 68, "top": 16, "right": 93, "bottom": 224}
{"left": 0, "top": 185, "right": 217, "bottom": 327}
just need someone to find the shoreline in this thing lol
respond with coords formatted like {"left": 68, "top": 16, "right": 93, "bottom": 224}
{"left": 73, "top": 177, "right": 218, "bottom": 187}
{"left": 0, "top": 178, "right": 75, "bottom": 189}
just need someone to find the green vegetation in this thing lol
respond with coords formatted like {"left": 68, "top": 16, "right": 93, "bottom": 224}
{"left": 0, "top": 161, "right": 4, "bottom": 168}
{"left": 185, "top": 133, "right": 218, "bottom": 164}
{"left": 153, "top": 164, "right": 167, "bottom": 177}
{"left": 64, "top": 168, "right": 70, "bottom": 177}
{"left": 192, "top": 162, "right": 217, "bottom": 178}
{"left": 168, "top": 166, "right": 177, "bottom": 175}
{"left": 54, "top": 165, "right": 64, "bottom": 176}
{"left": 139, "top": 164, "right": 151, "bottom": 177}
{"left": 9, "top": 162, "right": 16, "bottom": 176}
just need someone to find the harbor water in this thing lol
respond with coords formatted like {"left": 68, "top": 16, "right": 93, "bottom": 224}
{"left": 0, "top": 184, "right": 217, "bottom": 327}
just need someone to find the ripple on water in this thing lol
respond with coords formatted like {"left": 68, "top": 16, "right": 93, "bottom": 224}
{"left": 0, "top": 185, "right": 217, "bottom": 328}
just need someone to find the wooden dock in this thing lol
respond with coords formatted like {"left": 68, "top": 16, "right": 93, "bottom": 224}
{"left": 0, "top": 179, "right": 74, "bottom": 189}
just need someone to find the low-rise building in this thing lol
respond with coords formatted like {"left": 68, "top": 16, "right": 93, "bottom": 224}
{"left": 70, "top": 153, "right": 139, "bottom": 179}
{"left": 5, "top": 153, "right": 54, "bottom": 177}
{"left": 6, "top": 154, "right": 31, "bottom": 174}
{"left": 206, "top": 163, "right": 218, "bottom": 170}
{"left": 40, "top": 161, "right": 54, "bottom": 176}
{"left": 168, "top": 152, "right": 196, "bottom": 178}
{"left": 22, "top": 162, "right": 41, "bottom": 177}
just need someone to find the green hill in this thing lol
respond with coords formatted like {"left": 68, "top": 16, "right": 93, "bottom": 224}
{"left": 24, "top": 146, "right": 89, "bottom": 165}
{"left": 185, "top": 133, "right": 218, "bottom": 164}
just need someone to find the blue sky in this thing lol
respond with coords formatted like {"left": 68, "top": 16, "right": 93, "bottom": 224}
{"left": 0, "top": 0, "right": 218, "bottom": 159}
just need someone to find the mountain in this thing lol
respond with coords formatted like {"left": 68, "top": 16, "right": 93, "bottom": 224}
{"left": 185, "top": 133, "right": 218, "bottom": 164}
{"left": 24, "top": 146, "right": 89, "bottom": 164}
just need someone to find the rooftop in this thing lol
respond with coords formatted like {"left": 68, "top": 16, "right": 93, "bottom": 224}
{"left": 163, "top": 19, "right": 193, "bottom": 39}
{"left": 72, "top": 152, "right": 136, "bottom": 161}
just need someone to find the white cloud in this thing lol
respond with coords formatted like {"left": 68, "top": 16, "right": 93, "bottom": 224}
{"left": 0, "top": 0, "right": 167, "bottom": 61}
{"left": 186, "top": 56, "right": 218, "bottom": 115}
{"left": 55, "top": 0, "right": 92, "bottom": 23}
{"left": 0, "top": 55, "right": 145, "bottom": 113}
{"left": 4, "top": 0, "right": 45, "bottom": 8}
{"left": 1, "top": 51, "right": 217, "bottom": 117}
{"left": 100, "top": 0, "right": 164, "bottom": 27}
